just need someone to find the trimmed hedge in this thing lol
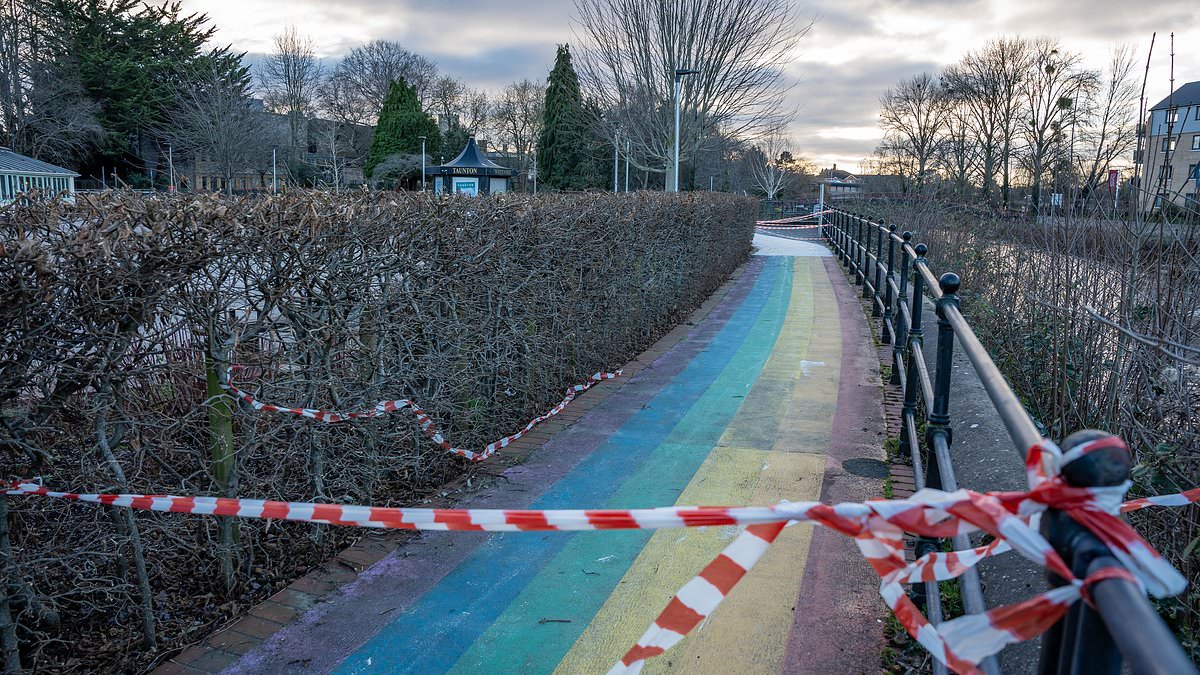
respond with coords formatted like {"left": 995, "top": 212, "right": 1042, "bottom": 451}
{"left": 0, "top": 190, "right": 754, "bottom": 671}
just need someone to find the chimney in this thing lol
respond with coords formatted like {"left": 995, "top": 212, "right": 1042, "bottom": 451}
{"left": 833, "top": 163, "right": 837, "bottom": 172}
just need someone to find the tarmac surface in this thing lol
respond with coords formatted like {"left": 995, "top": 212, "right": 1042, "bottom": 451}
{"left": 223, "top": 240, "right": 888, "bottom": 674}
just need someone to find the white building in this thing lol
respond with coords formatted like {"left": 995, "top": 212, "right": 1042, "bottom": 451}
{"left": 0, "top": 147, "right": 78, "bottom": 203}
{"left": 1140, "top": 80, "right": 1200, "bottom": 210}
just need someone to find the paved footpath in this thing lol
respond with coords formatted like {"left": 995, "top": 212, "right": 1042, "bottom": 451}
{"left": 224, "top": 234, "right": 887, "bottom": 674}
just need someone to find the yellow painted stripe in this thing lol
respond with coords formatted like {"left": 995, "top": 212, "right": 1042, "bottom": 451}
{"left": 555, "top": 258, "right": 844, "bottom": 674}
{"left": 646, "top": 259, "right": 843, "bottom": 674}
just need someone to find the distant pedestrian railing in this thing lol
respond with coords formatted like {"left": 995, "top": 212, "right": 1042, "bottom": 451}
{"left": 822, "top": 207, "right": 1198, "bottom": 675}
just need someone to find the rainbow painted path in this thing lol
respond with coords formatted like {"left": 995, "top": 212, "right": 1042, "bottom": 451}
{"left": 228, "top": 249, "right": 887, "bottom": 674}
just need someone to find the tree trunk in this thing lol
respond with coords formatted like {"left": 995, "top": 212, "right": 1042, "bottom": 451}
{"left": 205, "top": 356, "right": 238, "bottom": 592}
{"left": 96, "top": 412, "right": 157, "bottom": 650}
{"left": 0, "top": 497, "right": 23, "bottom": 673}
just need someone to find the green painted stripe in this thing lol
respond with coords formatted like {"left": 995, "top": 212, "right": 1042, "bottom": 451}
{"left": 445, "top": 258, "right": 793, "bottom": 675}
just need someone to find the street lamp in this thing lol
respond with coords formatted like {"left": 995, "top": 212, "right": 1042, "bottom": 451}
{"left": 271, "top": 146, "right": 277, "bottom": 194}
{"left": 418, "top": 136, "right": 427, "bottom": 191}
{"left": 613, "top": 123, "right": 620, "bottom": 193}
{"left": 672, "top": 68, "right": 699, "bottom": 192}
{"left": 167, "top": 143, "right": 175, "bottom": 193}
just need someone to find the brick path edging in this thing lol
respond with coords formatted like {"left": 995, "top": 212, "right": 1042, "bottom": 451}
{"left": 152, "top": 262, "right": 753, "bottom": 675}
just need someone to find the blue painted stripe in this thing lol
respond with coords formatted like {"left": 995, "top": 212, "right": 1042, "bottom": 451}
{"left": 447, "top": 260, "right": 792, "bottom": 673}
{"left": 335, "top": 257, "right": 785, "bottom": 675}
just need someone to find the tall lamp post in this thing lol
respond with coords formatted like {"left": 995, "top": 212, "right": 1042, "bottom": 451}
{"left": 167, "top": 143, "right": 175, "bottom": 193}
{"left": 672, "top": 68, "right": 699, "bottom": 192}
{"left": 613, "top": 123, "right": 620, "bottom": 193}
{"left": 271, "top": 146, "right": 277, "bottom": 194}
{"left": 418, "top": 136, "right": 427, "bottom": 191}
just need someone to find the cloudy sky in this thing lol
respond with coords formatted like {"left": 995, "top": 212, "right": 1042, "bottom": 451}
{"left": 183, "top": 0, "right": 1199, "bottom": 173}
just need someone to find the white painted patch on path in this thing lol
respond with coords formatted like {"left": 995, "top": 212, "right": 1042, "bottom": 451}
{"left": 752, "top": 232, "right": 831, "bottom": 257}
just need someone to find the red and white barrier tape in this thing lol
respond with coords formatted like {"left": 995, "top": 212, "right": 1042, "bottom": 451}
{"left": 754, "top": 223, "right": 823, "bottom": 231}
{"left": 613, "top": 434, "right": 1189, "bottom": 674}
{"left": 755, "top": 209, "right": 834, "bottom": 227}
{"left": 5, "top": 434, "right": 1194, "bottom": 675}
{"left": 219, "top": 367, "right": 620, "bottom": 462}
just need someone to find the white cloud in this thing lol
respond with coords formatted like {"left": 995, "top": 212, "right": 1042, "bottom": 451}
{"left": 182, "top": 0, "right": 1200, "bottom": 173}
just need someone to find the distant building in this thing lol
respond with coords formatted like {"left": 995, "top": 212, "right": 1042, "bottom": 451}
{"left": 818, "top": 164, "right": 860, "bottom": 197}
{"left": 1140, "top": 80, "right": 1200, "bottom": 210}
{"left": 429, "top": 137, "right": 516, "bottom": 196}
{"left": 176, "top": 104, "right": 374, "bottom": 192}
{"left": 0, "top": 147, "right": 78, "bottom": 203}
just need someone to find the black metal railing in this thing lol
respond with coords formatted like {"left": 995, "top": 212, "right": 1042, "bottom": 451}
{"left": 758, "top": 199, "right": 819, "bottom": 220}
{"left": 822, "top": 207, "right": 1198, "bottom": 675}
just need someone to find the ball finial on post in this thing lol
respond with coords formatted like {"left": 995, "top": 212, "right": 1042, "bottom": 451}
{"left": 938, "top": 272, "right": 960, "bottom": 295}
{"left": 914, "top": 243, "right": 928, "bottom": 257}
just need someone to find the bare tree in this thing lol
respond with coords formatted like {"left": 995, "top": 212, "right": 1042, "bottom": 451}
{"left": 0, "top": 2, "right": 103, "bottom": 165}
{"left": 878, "top": 72, "right": 950, "bottom": 190}
{"left": 491, "top": 79, "right": 544, "bottom": 190}
{"left": 747, "top": 127, "right": 796, "bottom": 199}
{"left": 258, "top": 25, "right": 323, "bottom": 151}
{"left": 942, "top": 40, "right": 1028, "bottom": 203}
{"left": 330, "top": 40, "right": 437, "bottom": 121}
{"left": 161, "top": 64, "right": 267, "bottom": 195}
{"left": 574, "top": 0, "right": 810, "bottom": 185}
{"left": 1075, "top": 46, "right": 1139, "bottom": 202}
{"left": 430, "top": 75, "right": 489, "bottom": 132}
{"left": 945, "top": 37, "right": 1033, "bottom": 207}
{"left": 1020, "top": 39, "right": 1097, "bottom": 211}
{"left": 937, "top": 98, "right": 980, "bottom": 197}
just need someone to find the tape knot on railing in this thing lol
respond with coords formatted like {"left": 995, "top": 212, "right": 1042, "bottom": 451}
{"left": 1078, "top": 567, "right": 1140, "bottom": 610}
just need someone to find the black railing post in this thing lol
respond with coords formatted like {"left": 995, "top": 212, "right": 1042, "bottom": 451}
{"left": 854, "top": 215, "right": 865, "bottom": 286}
{"left": 925, "top": 272, "right": 960, "bottom": 472}
{"left": 862, "top": 217, "right": 874, "bottom": 299}
{"left": 872, "top": 221, "right": 884, "bottom": 315}
{"left": 882, "top": 224, "right": 896, "bottom": 343}
{"left": 898, "top": 243, "right": 926, "bottom": 461}
{"left": 851, "top": 214, "right": 861, "bottom": 282}
{"left": 890, "top": 232, "right": 912, "bottom": 386}
{"left": 841, "top": 212, "right": 851, "bottom": 269}
{"left": 837, "top": 211, "right": 846, "bottom": 263}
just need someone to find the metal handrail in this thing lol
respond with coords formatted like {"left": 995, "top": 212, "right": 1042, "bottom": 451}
{"left": 820, "top": 207, "right": 1198, "bottom": 675}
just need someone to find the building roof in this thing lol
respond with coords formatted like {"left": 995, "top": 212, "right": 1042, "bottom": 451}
{"left": 0, "top": 147, "right": 78, "bottom": 176}
{"left": 1150, "top": 80, "right": 1200, "bottom": 111}
{"left": 429, "top": 137, "right": 515, "bottom": 177}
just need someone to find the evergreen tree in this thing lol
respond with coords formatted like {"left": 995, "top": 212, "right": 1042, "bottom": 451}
{"left": 537, "top": 45, "right": 599, "bottom": 190}
{"left": 36, "top": 0, "right": 244, "bottom": 167}
{"left": 365, "top": 78, "right": 441, "bottom": 181}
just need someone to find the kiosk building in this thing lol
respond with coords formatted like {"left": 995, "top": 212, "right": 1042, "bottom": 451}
{"left": 429, "top": 138, "right": 515, "bottom": 196}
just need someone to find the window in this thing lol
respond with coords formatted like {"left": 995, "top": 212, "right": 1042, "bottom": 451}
{"left": 1160, "top": 165, "right": 1173, "bottom": 181}
{"left": 1169, "top": 108, "right": 1180, "bottom": 124}
{"left": 1193, "top": 135, "right": 1200, "bottom": 151}
{"left": 1162, "top": 138, "right": 1177, "bottom": 152}
{"left": 1191, "top": 164, "right": 1199, "bottom": 182}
